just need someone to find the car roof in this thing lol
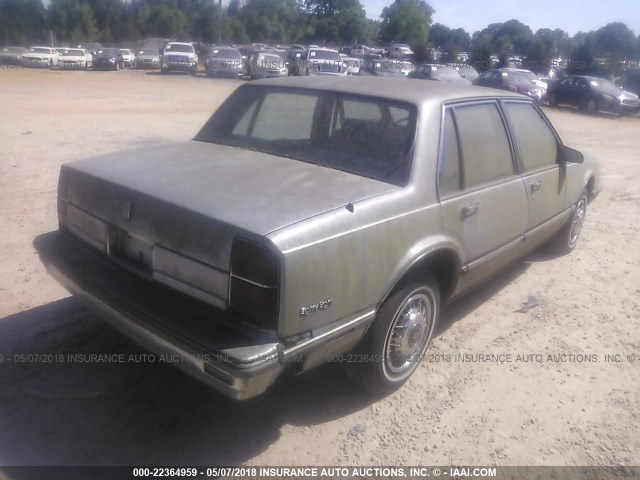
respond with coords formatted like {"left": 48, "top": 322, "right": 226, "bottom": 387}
{"left": 250, "top": 76, "right": 524, "bottom": 105}
{"left": 308, "top": 47, "right": 339, "bottom": 52}
{"left": 167, "top": 42, "right": 192, "bottom": 46}
{"left": 567, "top": 75, "right": 607, "bottom": 81}
{"left": 498, "top": 68, "right": 534, "bottom": 73}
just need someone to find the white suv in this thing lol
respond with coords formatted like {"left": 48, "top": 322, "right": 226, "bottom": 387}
{"left": 161, "top": 42, "right": 198, "bottom": 75}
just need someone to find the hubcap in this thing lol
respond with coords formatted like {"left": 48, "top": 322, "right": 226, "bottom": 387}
{"left": 384, "top": 293, "right": 433, "bottom": 376}
{"left": 569, "top": 198, "right": 586, "bottom": 246}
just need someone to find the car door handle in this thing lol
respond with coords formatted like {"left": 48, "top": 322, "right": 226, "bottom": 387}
{"left": 530, "top": 181, "right": 542, "bottom": 196}
{"left": 461, "top": 201, "right": 480, "bottom": 219}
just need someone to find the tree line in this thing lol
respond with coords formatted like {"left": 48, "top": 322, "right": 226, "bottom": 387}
{"left": 2, "top": 0, "right": 639, "bottom": 74}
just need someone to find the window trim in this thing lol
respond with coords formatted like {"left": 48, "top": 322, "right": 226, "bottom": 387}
{"left": 436, "top": 108, "right": 463, "bottom": 200}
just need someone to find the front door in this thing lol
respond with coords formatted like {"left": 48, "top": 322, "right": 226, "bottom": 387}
{"left": 502, "top": 101, "right": 569, "bottom": 246}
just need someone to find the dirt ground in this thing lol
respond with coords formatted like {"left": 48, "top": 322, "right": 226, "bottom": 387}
{"left": 0, "top": 67, "right": 638, "bottom": 467}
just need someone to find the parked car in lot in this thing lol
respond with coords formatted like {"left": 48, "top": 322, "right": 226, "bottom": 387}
{"left": 58, "top": 48, "right": 92, "bottom": 70}
{"left": 351, "top": 44, "right": 371, "bottom": 57}
{"left": 135, "top": 49, "right": 161, "bottom": 69}
{"left": 340, "top": 54, "right": 361, "bottom": 76}
{"left": 518, "top": 69, "right": 548, "bottom": 91}
{"left": 23, "top": 46, "right": 59, "bottom": 68}
{"left": 206, "top": 46, "right": 244, "bottom": 79}
{"left": 161, "top": 42, "right": 198, "bottom": 75}
{"left": 619, "top": 70, "right": 640, "bottom": 97}
{"left": 474, "top": 68, "right": 544, "bottom": 103}
{"left": 93, "top": 48, "right": 125, "bottom": 71}
{"left": 408, "top": 64, "right": 471, "bottom": 85}
{"left": 0, "top": 46, "right": 27, "bottom": 65}
{"left": 34, "top": 77, "right": 600, "bottom": 400}
{"left": 248, "top": 50, "right": 288, "bottom": 79}
{"left": 547, "top": 75, "right": 640, "bottom": 115}
{"left": 388, "top": 44, "right": 414, "bottom": 59}
{"left": 361, "top": 58, "right": 407, "bottom": 78}
{"left": 295, "top": 48, "right": 346, "bottom": 76}
{"left": 446, "top": 63, "right": 479, "bottom": 82}
{"left": 118, "top": 49, "right": 135, "bottom": 67}
{"left": 78, "top": 43, "right": 103, "bottom": 56}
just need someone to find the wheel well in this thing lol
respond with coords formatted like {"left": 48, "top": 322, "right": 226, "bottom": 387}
{"left": 586, "top": 176, "right": 595, "bottom": 200}
{"left": 392, "top": 249, "right": 460, "bottom": 302}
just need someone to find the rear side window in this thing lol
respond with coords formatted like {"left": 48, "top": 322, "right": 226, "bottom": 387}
{"left": 503, "top": 102, "right": 558, "bottom": 171}
{"left": 250, "top": 92, "right": 318, "bottom": 141}
{"left": 454, "top": 103, "right": 514, "bottom": 188}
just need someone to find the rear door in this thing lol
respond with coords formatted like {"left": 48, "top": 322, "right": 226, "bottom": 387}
{"left": 501, "top": 100, "right": 569, "bottom": 246}
{"left": 438, "top": 101, "right": 528, "bottom": 290}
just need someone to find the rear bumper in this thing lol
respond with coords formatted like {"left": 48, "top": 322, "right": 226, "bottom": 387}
{"left": 33, "top": 230, "right": 285, "bottom": 400}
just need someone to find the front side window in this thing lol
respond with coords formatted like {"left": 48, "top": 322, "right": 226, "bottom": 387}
{"left": 453, "top": 103, "right": 514, "bottom": 189}
{"left": 503, "top": 102, "right": 558, "bottom": 171}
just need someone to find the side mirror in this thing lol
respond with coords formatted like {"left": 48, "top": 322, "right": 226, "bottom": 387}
{"left": 558, "top": 144, "right": 584, "bottom": 164}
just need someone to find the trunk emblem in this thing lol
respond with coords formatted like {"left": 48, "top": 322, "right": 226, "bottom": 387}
{"left": 300, "top": 299, "right": 333, "bottom": 316}
{"left": 123, "top": 201, "right": 133, "bottom": 220}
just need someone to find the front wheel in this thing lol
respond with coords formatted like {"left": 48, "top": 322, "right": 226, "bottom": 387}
{"left": 547, "top": 191, "right": 588, "bottom": 254}
{"left": 345, "top": 279, "right": 440, "bottom": 394}
{"left": 585, "top": 97, "right": 598, "bottom": 114}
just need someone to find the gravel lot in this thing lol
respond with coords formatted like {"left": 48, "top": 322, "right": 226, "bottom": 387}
{"left": 0, "top": 68, "right": 638, "bottom": 466}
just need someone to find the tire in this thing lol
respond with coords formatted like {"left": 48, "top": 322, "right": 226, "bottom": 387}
{"left": 585, "top": 97, "right": 598, "bottom": 114}
{"left": 345, "top": 279, "right": 440, "bottom": 395}
{"left": 548, "top": 92, "right": 558, "bottom": 107}
{"left": 547, "top": 190, "right": 588, "bottom": 254}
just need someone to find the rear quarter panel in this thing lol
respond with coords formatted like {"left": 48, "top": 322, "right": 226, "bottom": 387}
{"left": 267, "top": 101, "right": 464, "bottom": 339}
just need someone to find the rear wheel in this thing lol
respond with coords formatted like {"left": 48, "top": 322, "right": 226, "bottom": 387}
{"left": 345, "top": 279, "right": 440, "bottom": 394}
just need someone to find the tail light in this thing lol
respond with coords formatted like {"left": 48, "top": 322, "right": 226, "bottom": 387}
{"left": 229, "top": 238, "right": 279, "bottom": 330}
{"left": 57, "top": 168, "right": 70, "bottom": 228}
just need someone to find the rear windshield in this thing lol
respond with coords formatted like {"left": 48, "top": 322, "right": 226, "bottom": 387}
{"left": 432, "top": 66, "right": 463, "bottom": 79}
{"left": 209, "top": 48, "right": 241, "bottom": 59}
{"left": 501, "top": 71, "right": 532, "bottom": 84}
{"left": 195, "top": 86, "right": 417, "bottom": 186}
{"left": 309, "top": 50, "right": 341, "bottom": 61}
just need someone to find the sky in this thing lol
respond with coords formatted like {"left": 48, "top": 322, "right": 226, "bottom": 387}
{"left": 361, "top": 0, "right": 640, "bottom": 37}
